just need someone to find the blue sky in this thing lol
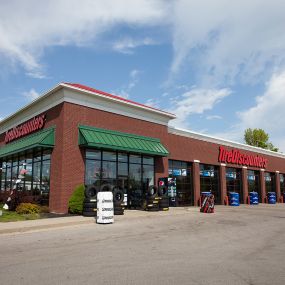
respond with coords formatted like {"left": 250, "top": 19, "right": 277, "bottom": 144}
{"left": 1, "top": 0, "right": 285, "bottom": 151}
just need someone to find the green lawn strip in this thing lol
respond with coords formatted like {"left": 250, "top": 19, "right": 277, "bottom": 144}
{"left": 0, "top": 203, "right": 41, "bottom": 222}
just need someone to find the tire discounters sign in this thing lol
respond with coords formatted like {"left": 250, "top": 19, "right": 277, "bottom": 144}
{"left": 218, "top": 146, "right": 268, "bottom": 169}
{"left": 5, "top": 114, "right": 46, "bottom": 144}
{"left": 97, "top": 192, "right": 114, "bottom": 224}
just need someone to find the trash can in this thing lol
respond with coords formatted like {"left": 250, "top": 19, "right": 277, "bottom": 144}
{"left": 267, "top": 192, "right": 276, "bottom": 204}
{"left": 229, "top": 192, "right": 240, "bottom": 206}
{"left": 249, "top": 192, "right": 259, "bottom": 205}
{"left": 200, "top": 192, "right": 214, "bottom": 213}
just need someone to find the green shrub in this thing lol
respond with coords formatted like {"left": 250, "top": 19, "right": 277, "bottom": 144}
{"left": 16, "top": 203, "right": 41, "bottom": 214}
{"left": 68, "top": 184, "right": 85, "bottom": 214}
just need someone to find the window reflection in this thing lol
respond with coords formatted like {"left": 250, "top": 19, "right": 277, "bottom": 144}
{"left": 85, "top": 150, "right": 155, "bottom": 208}
{"left": 0, "top": 149, "right": 51, "bottom": 206}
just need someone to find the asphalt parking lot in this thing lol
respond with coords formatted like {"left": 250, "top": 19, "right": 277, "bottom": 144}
{"left": 1, "top": 204, "right": 285, "bottom": 285}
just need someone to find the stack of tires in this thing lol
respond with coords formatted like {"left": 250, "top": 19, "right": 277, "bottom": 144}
{"left": 145, "top": 185, "right": 160, "bottom": 211}
{"left": 113, "top": 187, "right": 125, "bottom": 215}
{"left": 83, "top": 185, "right": 98, "bottom": 217}
{"left": 158, "top": 185, "right": 169, "bottom": 211}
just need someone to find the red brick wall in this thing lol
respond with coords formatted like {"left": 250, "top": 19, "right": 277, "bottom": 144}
{"left": 165, "top": 133, "right": 285, "bottom": 173}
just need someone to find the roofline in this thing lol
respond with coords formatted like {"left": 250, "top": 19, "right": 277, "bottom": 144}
{"left": 0, "top": 83, "right": 176, "bottom": 127}
{"left": 0, "top": 83, "right": 63, "bottom": 126}
{"left": 168, "top": 126, "right": 285, "bottom": 159}
{"left": 62, "top": 83, "right": 176, "bottom": 119}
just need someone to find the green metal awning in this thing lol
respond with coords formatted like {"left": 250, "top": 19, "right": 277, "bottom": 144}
{"left": 78, "top": 125, "right": 169, "bottom": 156}
{"left": 0, "top": 127, "right": 55, "bottom": 158}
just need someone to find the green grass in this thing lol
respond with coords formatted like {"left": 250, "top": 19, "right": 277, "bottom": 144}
{"left": 0, "top": 204, "right": 41, "bottom": 222}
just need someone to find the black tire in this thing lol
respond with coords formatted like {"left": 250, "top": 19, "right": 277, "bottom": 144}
{"left": 113, "top": 187, "right": 124, "bottom": 204}
{"left": 147, "top": 198, "right": 159, "bottom": 205}
{"left": 83, "top": 202, "right": 97, "bottom": 208}
{"left": 147, "top": 185, "right": 158, "bottom": 199}
{"left": 114, "top": 209, "right": 124, "bottom": 215}
{"left": 159, "top": 197, "right": 169, "bottom": 208}
{"left": 159, "top": 207, "right": 169, "bottom": 211}
{"left": 146, "top": 202, "right": 159, "bottom": 209}
{"left": 146, "top": 206, "right": 159, "bottom": 212}
{"left": 84, "top": 198, "right": 97, "bottom": 203}
{"left": 85, "top": 185, "right": 99, "bottom": 199}
{"left": 83, "top": 207, "right": 97, "bottom": 212}
{"left": 100, "top": 184, "right": 113, "bottom": 192}
{"left": 158, "top": 185, "right": 168, "bottom": 197}
{"left": 114, "top": 206, "right": 124, "bottom": 210}
{"left": 83, "top": 211, "right": 96, "bottom": 217}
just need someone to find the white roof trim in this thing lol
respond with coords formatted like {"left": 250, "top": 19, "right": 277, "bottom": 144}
{"left": 61, "top": 83, "right": 176, "bottom": 119}
{"left": 168, "top": 126, "right": 285, "bottom": 159}
{"left": 0, "top": 83, "right": 176, "bottom": 132}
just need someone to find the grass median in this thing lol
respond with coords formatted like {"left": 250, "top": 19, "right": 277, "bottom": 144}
{"left": 0, "top": 203, "right": 45, "bottom": 222}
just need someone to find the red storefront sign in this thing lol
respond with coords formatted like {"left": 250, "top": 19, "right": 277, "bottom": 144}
{"left": 218, "top": 146, "right": 268, "bottom": 168}
{"left": 4, "top": 114, "right": 46, "bottom": 144}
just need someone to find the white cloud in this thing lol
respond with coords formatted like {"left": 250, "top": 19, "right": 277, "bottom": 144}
{"left": 144, "top": 98, "right": 160, "bottom": 108}
{"left": 22, "top": 88, "right": 40, "bottom": 101}
{"left": 0, "top": 0, "right": 169, "bottom": 76}
{"left": 112, "top": 69, "right": 141, "bottom": 98}
{"left": 237, "top": 71, "right": 285, "bottom": 151}
{"left": 206, "top": 71, "right": 285, "bottom": 151}
{"left": 2, "top": 0, "right": 285, "bottom": 87}
{"left": 171, "top": 0, "right": 285, "bottom": 85}
{"left": 206, "top": 115, "right": 222, "bottom": 120}
{"left": 113, "top": 37, "right": 156, "bottom": 54}
{"left": 169, "top": 88, "right": 231, "bottom": 128}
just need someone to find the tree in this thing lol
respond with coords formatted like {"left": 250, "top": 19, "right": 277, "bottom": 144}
{"left": 244, "top": 128, "right": 279, "bottom": 152}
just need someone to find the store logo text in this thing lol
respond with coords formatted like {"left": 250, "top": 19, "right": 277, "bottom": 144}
{"left": 218, "top": 146, "right": 268, "bottom": 168}
{"left": 5, "top": 114, "right": 46, "bottom": 144}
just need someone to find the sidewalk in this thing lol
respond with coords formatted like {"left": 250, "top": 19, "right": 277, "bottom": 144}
{"left": 4, "top": 204, "right": 279, "bottom": 235}
{"left": 0, "top": 207, "right": 199, "bottom": 235}
{"left": 0, "top": 215, "right": 96, "bottom": 235}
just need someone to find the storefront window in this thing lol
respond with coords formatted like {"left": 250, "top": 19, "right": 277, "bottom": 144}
{"left": 129, "top": 154, "right": 141, "bottom": 164}
{"left": 102, "top": 161, "right": 117, "bottom": 185}
{"left": 143, "top": 156, "right": 154, "bottom": 165}
{"left": 118, "top": 153, "right": 128, "bottom": 163}
{"left": 168, "top": 160, "right": 192, "bottom": 206}
{"left": 0, "top": 149, "right": 51, "bottom": 206}
{"left": 280, "top": 174, "right": 285, "bottom": 194}
{"left": 32, "top": 161, "right": 41, "bottom": 195}
{"left": 5, "top": 161, "right": 12, "bottom": 190}
{"left": 247, "top": 170, "right": 261, "bottom": 202}
{"left": 200, "top": 164, "right": 220, "bottom": 203}
{"left": 118, "top": 162, "right": 128, "bottom": 176}
{"left": 226, "top": 167, "right": 243, "bottom": 203}
{"left": 86, "top": 150, "right": 101, "bottom": 160}
{"left": 265, "top": 172, "right": 275, "bottom": 193}
{"left": 25, "top": 155, "right": 33, "bottom": 192}
{"left": 103, "top": 151, "right": 116, "bottom": 161}
{"left": 0, "top": 161, "right": 6, "bottom": 192}
{"left": 84, "top": 150, "right": 155, "bottom": 208}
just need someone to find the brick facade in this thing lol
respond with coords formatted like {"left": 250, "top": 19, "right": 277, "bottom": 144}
{"left": 1, "top": 99, "right": 285, "bottom": 213}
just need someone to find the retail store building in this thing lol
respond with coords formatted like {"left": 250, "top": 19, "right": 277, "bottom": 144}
{"left": 1, "top": 83, "right": 285, "bottom": 213}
